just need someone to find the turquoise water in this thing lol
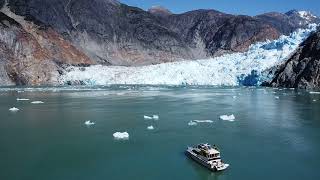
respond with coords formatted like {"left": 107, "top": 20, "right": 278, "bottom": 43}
{"left": 0, "top": 86, "right": 320, "bottom": 180}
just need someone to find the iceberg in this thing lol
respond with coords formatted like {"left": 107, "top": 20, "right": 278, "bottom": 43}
{"left": 113, "top": 132, "right": 129, "bottom": 140}
{"left": 144, "top": 115, "right": 153, "bottom": 120}
{"left": 60, "top": 25, "right": 317, "bottom": 86}
{"left": 188, "top": 121, "right": 198, "bottom": 126}
{"left": 193, "top": 120, "right": 214, "bottom": 123}
{"left": 310, "top": 91, "right": 320, "bottom": 94}
{"left": 31, "top": 101, "right": 44, "bottom": 104}
{"left": 84, "top": 120, "right": 95, "bottom": 126}
{"left": 144, "top": 115, "right": 159, "bottom": 120}
{"left": 219, "top": 115, "right": 236, "bottom": 122}
{"left": 147, "top": 126, "right": 154, "bottom": 130}
{"left": 152, "top": 115, "right": 159, "bottom": 120}
{"left": 17, "top": 98, "right": 30, "bottom": 101}
{"left": 9, "top": 107, "right": 19, "bottom": 112}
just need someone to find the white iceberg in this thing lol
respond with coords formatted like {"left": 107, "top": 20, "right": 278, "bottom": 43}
{"left": 31, "top": 101, "right": 44, "bottom": 104}
{"left": 147, "top": 126, "right": 154, "bottom": 130}
{"left": 84, "top": 120, "right": 95, "bottom": 126}
{"left": 275, "top": 96, "right": 280, "bottom": 99}
{"left": 310, "top": 92, "right": 320, "bottom": 94}
{"left": 113, "top": 132, "right": 129, "bottom": 140}
{"left": 219, "top": 115, "right": 236, "bottom": 122}
{"left": 144, "top": 115, "right": 153, "bottom": 120}
{"left": 152, "top": 115, "right": 159, "bottom": 120}
{"left": 193, "top": 120, "right": 214, "bottom": 123}
{"left": 9, "top": 107, "right": 19, "bottom": 112}
{"left": 188, "top": 121, "right": 198, "bottom": 126}
{"left": 17, "top": 98, "right": 30, "bottom": 101}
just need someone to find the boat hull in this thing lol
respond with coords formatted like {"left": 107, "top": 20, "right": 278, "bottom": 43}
{"left": 186, "top": 148, "right": 229, "bottom": 171}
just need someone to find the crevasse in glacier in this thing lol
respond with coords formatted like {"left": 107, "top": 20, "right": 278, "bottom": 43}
{"left": 60, "top": 24, "right": 317, "bottom": 86}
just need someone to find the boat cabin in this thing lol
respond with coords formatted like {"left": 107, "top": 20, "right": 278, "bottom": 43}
{"left": 197, "top": 143, "right": 221, "bottom": 160}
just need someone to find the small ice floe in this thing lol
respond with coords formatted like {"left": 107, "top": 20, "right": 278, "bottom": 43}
{"left": 147, "top": 126, "right": 154, "bottom": 130}
{"left": 193, "top": 120, "right": 214, "bottom": 123}
{"left": 144, "top": 115, "right": 159, "bottom": 120}
{"left": 313, "top": 99, "right": 317, "bottom": 102}
{"left": 144, "top": 115, "right": 153, "bottom": 120}
{"left": 310, "top": 91, "right": 320, "bottom": 94}
{"left": 275, "top": 96, "right": 280, "bottom": 99}
{"left": 113, "top": 132, "right": 129, "bottom": 140}
{"left": 9, "top": 107, "right": 19, "bottom": 112}
{"left": 233, "top": 96, "right": 237, "bottom": 99}
{"left": 84, "top": 120, "right": 95, "bottom": 126}
{"left": 219, "top": 115, "right": 236, "bottom": 122}
{"left": 17, "top": 98, "right": 30, "bottom": 101}
{"left": 188, "top": 121, "right": 198, "bottom": 126}
{"left": 31, "top": 101, "right": 44, "bottom": 104}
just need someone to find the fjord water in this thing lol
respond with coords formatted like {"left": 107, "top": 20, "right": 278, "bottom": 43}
{"left": 0, "top": 86, "right": 319, "bottom": 180}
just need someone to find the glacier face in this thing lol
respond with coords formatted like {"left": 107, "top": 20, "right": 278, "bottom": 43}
{"left": 60, "top": 24, "right": 317, "bottom": 86}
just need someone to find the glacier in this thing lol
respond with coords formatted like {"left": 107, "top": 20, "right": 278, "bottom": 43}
{"left": 60, "top": 24, "right": 317, "bottom": 86}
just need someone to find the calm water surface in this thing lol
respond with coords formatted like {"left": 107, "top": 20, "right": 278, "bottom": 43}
{"left": 0, "top": 86, "right": 319, "bottom": 180}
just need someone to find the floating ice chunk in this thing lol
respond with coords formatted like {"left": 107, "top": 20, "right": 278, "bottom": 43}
{"left": 147, "top": 126, "right": 154, "bottom": 130}
{"left": 17, "top": 98, "right": 30, "bottom": 101}
{"left": 31, "top": 101, "right": 44, "bottom": 104}
{"left": 193, "top": 120, "right": 214, "bottom": 123}
{"left": 84, "top": 120, "right": 95, "bottom": 126}
{"left": 275, "top": 96, "right": 280, "bottom": 99}
{"left": 152, "top": 115, "right": 159, "bottom": 120}
{"left": 144, "top": 115, "right": 153, "bottom": 120}
{"left": 188, "top": 121, "right": 198, "bottom": 126}
{"left": 233, "top": 96, "right": 237, "bottom": 99}
{"left": 219, "top": 115, "right": 235, "bottom": 122}
{"left": 113, "top": 132, "right": 129, "bottom": 140}
{"left": 9, "top": 107, "right": 19, "bottom": 112}
{"left": 310, "top": 92, "right": 320, "bottom": 94}
{"left": 313, "top": 99, "right": 317, "bottom": 102}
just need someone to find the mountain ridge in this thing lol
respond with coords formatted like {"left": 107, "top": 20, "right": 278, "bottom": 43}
{"left": 0, "top": 0, "right": 319, "bottom": 85}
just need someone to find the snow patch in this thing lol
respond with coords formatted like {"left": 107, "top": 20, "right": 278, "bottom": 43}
{"left": 219, "top": 115, "right": 236, "bottom": 122}
{"left": 298, "top": 11, "right": 317, "bottom": 21}
{"left": 60, "top": 25, "right": 317, "bottom": 86}
{"left": 113, "top": 132, "right": 129, "bottom": 140}
{"left": 147, "top": 126, "right": 154, "bottom": 130}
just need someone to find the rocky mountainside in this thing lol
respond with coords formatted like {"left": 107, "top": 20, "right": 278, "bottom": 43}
{"left": 268, "top": 28, "right": 320, "bottom": 89}
{"left": 0, "top": 0, "right": 319, "bottom": 85}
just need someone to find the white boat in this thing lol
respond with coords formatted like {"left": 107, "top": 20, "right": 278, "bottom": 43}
{"left": 186, "top": 143, "right": 229, "bottom": 171}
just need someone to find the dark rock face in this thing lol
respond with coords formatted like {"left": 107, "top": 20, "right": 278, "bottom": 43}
{"left": 5, "top": 0, "right": 319, "bottom": 66}
{"left": 0, "top": 10, "right": 93, "bottom": 85}
{"left": 269, "top": 29, "right": 320, "bottom": 89}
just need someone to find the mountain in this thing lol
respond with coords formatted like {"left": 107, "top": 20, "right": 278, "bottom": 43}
{"left": 59, "top": 26, "right": 316, "bottom": 86}
{"left": 0, "top": 0, "right": 319, "bottom": 85}
{"left": 268, "top": 28, "right": 320, "bottom": 89}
